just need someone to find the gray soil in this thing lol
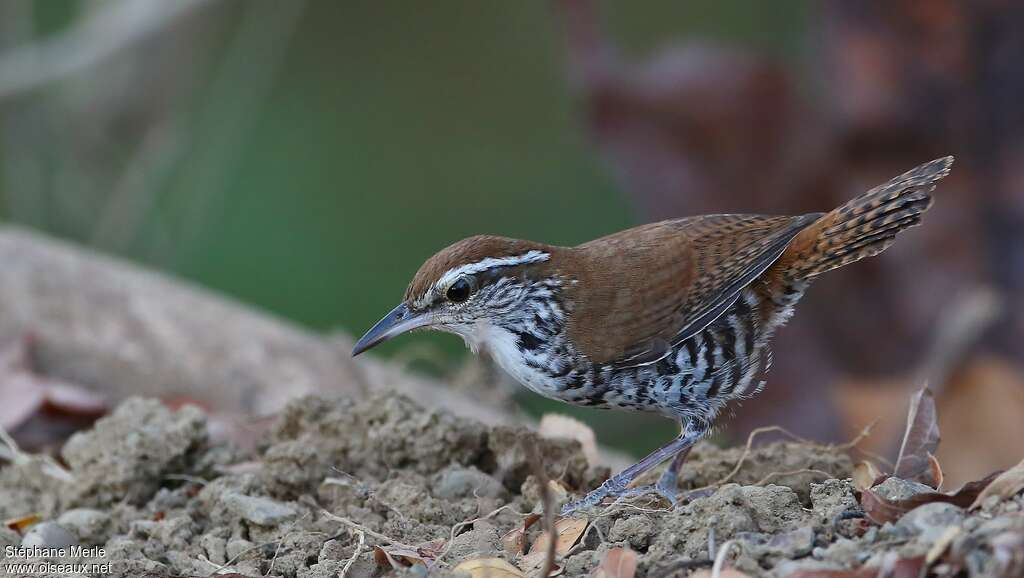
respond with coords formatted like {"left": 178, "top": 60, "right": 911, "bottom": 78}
{"left": 1, "top": 394, "right": 1021, "bottom": 577}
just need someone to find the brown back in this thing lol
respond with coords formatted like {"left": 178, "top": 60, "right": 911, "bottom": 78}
{"left": 563, "top": 214, "right": 819, "bottom": 365}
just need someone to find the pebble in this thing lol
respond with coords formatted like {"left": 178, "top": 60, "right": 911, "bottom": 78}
{"left": 872, "top": 477, "right": 936, "bottom": 502}
{"left": 222, "top": 492, "right": 298, "bottom": 526}
{"left": 226, "top": 538, "right": 255, "bottom": 560}
{"left": 56, "top": 509, "right": 110, "bottom": 541}
{"left": 433, "top": 466, "right": 507, "bottom": 499}
{"left": 21, "top": 522, "right": 78, "bottom": 549}
{"left": 896, "top": 502, "right": 964, "bottom": 542}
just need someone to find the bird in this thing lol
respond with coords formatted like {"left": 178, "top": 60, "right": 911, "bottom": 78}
{"left": 352, "top": 156, "right": 954, "bottom": 514}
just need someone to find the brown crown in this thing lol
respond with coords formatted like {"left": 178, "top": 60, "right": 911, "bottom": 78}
{"left": 403, "top": 235, "right": 557, "bottom": 304}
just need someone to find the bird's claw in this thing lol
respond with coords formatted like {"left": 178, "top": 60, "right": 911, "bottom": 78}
{"left": 560, "top": 481, "right": 684, "bottom": 515}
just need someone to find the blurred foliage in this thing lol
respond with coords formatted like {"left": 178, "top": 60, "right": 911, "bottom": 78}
{"left": 0, "top": 1, "right": 808, "bottom": 454}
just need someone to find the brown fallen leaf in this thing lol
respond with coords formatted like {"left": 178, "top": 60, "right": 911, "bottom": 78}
{"left": 970, "top": 457, "right": 1024, "bottom": 510}
{"left": 452, "top": 557, "right": 525, "bottom": 578}
{"left": 373, "top": 545, "right": 426, "bottom": 568}
{"left": 0, "top": 336, "right": 108, "bottom": 451}
{"left": 860, "top": 473, "right": 1000, "bottom": 524}
{"left": 500, "top": 513, "right": 541, "bottom": 555}
{"left": 591, "top": 547, "right": 638, "bottom": 578}
{"left": 894, "top": 386, "right": 941, "bottom": 488}
{"left": 520, "top": 517, "right": 588, "bottom": 575}
{"left": 928, "top": 454, "right": 944, "bottom": 490}
{"left": 852, "top": 461, "right": 884, "bottom": 492}
{"left": 4, "top": 513, "right": 41, "bottom": 534}
{"left": 416, "top": 538, "right": 446, "bottom": 560}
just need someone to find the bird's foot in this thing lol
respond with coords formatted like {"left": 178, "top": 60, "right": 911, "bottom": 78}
{"left": 560, "top": 478, "right": 689, "bottom": 515}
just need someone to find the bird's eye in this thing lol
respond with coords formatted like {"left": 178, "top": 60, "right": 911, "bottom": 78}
{"left": 446, "top": 277, "right": 472, "bottom": 303}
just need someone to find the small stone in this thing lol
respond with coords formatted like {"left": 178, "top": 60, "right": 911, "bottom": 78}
{"left": 872, "top": 477, "right": 935, "bottom": 502}
{"left": 896, "top": 502, "right": 964, "bottom": 542}
{"left": 764, "top": 526, "right": 815, "bottom": 557}
{"left": 609, "top": 516, "right": 657, "bottom": 550}
{"left": 433, "top": 466, "right": 507, "bottom": 500}
{"left": 226, "top": 538, "right": 255, "bottom": 560}
{"left": 56, "top": 508, "right": 110, "bottom": 542}
{"left": 444, "top": 520, "right": 501, "bottom": 561}
{"left": 222, "top": 493, "right": 298, "bottom": 526}
{"left": 199, "top": 532, "right": 228, "bottom": 565}
{"left": 21, "top": 522, "right": 77, "bottom": 549}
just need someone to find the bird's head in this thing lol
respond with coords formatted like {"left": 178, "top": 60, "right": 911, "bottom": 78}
{"left": 352, "top": 235, "right": 565, "bottom": 356}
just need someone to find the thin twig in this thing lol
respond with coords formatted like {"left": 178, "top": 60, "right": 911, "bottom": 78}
{"left": 339, "top": 530, "right": 365, "bottom": 578}
{"left": 529, "top": 444, "right": 558, "bottom": 578}
{"left": 265, "top": 513, "right": 310, "bottom": 577}
{"left": 752, "top": 468, "right": 835, "bottom": 486}
{"left": 433, "top": 504, "right": 530, "bottom": 568}
{"left": 690, "top": 422, "right": 875, "bottom": 495}
{"left": 711, "top": 425, "right": 811, "bottom": 487}
{"left": 320, "top": 510, "right": 417, "bottom": 551}
{"left": 648, "top": 557, "right": 714, "bottom": 578}
{"left": 164, "top": 473, "right": 209, "bottom": 485}
{"left": 710, "top": 540, "right": 741, "bottom": 578}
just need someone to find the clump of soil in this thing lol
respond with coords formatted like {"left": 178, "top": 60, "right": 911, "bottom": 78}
{"left": 1, "top": 393, "right": 1021, "bottom": 577}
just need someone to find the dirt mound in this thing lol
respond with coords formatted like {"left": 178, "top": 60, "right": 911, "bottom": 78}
{"left": 1, "top": 393, "right": 1021, "bottom": 577}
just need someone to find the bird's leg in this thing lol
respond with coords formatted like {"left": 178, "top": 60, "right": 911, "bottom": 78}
{"left": 654, "top": 443, "right": 692, "bottom": 493}
{"left": 561, "top": 422, "right": 707, "bottom": 515}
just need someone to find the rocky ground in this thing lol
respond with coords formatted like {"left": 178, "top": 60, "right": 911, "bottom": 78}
{"left": 1, "top": 393, "right": 1022, "bottom": 578}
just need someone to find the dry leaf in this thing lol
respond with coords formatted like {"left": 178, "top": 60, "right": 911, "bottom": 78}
{"left": 527, "top": 517, "right": 588, "bottom": 557}
{"left": 852, "top": 461, "right": 883, "bottom": 492}
{"left": 500, "top": 513, "right": 541, "bottom": 555}
{"left": 970, "top": 458, "right": 1024, "bottom": 510}
{"left": 416, "top": 538, "right": 446, "bottom": 560}
{"left": 0, "top": 337, "right": 108, "bottom": 452}
{"left": 4, "top": 513, "right": 41, "bottom": 534}
{"left": 539, "top": 414, "right": 600, "bottom": 465}
{"left": 894, "top": 386, "right": 941, "bottom": 488}
{"left": 520, "top": 517, "right": 588, "bottom": 575}
{"left": 591, "top": 547, "right": 638, "bottom": 578}
{"left": 860, "top": 473, "right": 999, "bottom": 524}
{"left": 928, "top": 454, "right": 944, "bottom": 490}
{"left": 453, "top": 557, "right": 525, "bottom": 577}
{"left": 372, "top": 545, "right": 426, "bottom": 568}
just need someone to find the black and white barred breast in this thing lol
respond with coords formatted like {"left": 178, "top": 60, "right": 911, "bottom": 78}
{"left": 507, "top": 281, "right": 809, "bottom": 423}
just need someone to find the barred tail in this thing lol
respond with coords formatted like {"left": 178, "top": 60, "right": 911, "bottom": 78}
{"left": 778, "top": 156, "right": 954, "bottom": 280}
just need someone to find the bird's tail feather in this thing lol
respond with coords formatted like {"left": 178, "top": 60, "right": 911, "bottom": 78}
{"left": 779, "top": 156, "right": 954, "bottom": 280}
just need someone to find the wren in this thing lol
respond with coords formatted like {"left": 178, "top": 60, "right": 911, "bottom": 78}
{"left": 353, "top": 157, "right": 954, "bottom": 514}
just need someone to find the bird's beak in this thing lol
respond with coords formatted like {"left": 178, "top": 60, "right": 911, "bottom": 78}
{"left": 352, "top": 303, "right": 431, "bottom": 356}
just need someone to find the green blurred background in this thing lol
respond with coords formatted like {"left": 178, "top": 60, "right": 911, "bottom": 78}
{"left": 0, "top": 0, "right": 807, "bottom": 453}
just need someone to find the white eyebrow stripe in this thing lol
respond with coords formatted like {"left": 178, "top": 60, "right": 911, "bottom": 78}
{"left": 412, "top": 250, "right": 550, "bottom": 309}
{"left": 435, "top": 250, "right": 551, "bottom": 291}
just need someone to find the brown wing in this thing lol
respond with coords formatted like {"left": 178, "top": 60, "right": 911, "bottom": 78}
{"left": 562, "top": 213, "right": 821, "bottom": 366}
